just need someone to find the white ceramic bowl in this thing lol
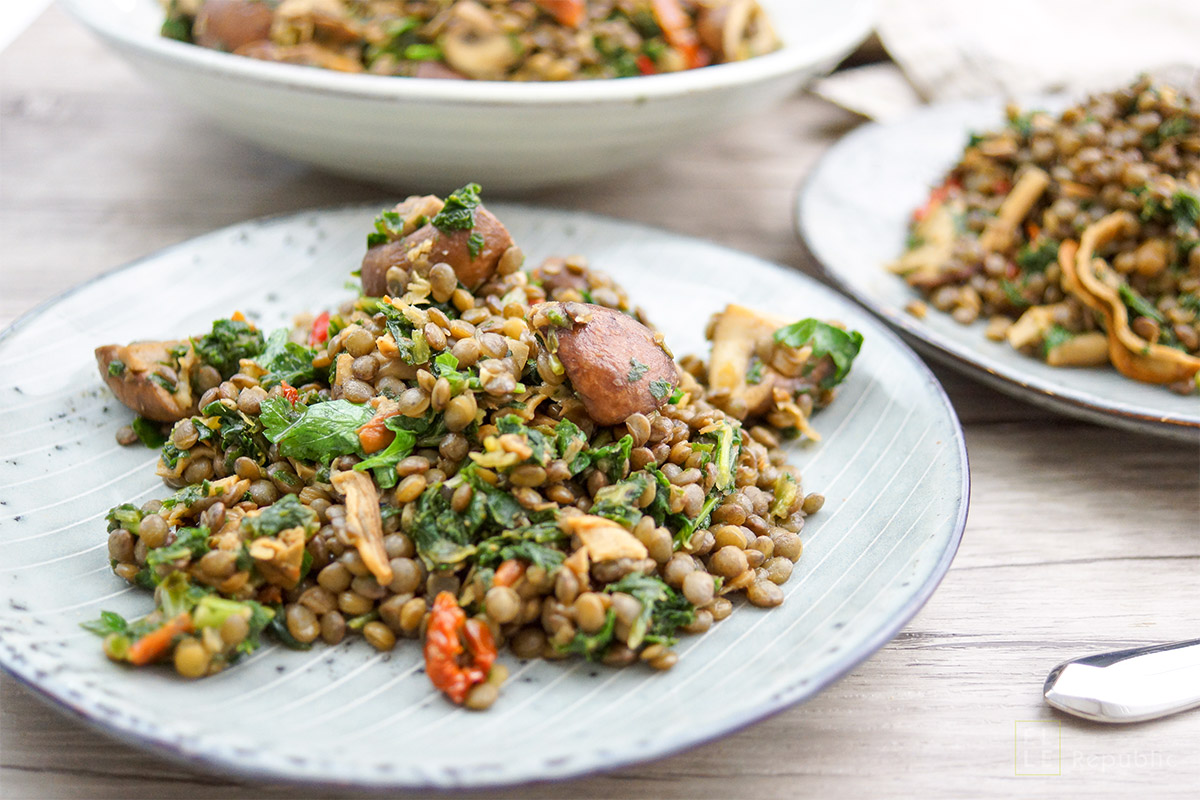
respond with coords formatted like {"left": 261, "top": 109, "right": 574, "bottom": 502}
{"left": 58, "top": 0, "right": 875, "bottom": 192}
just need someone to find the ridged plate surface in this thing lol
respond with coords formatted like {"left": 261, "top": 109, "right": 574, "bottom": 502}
{"left": 0, "top": 205, "right": 967, "bottom": 788}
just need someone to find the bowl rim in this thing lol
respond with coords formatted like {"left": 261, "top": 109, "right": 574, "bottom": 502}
{"left": 58, "top": 0, "right": 877, "bottom": 106}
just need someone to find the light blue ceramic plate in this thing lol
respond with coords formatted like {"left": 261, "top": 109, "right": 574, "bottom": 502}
{"left": 798, "top": 98, "right": 1200, "bottom": 442}
{"left": 0, "top": 205, "right": 967, "bottom": 789}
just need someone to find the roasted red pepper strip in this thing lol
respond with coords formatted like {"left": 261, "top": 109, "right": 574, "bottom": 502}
{"left": 126, "top": 612, "right": 192, "bottom": 666}
{"left": 424, "top": 592, "right": 497, "bottom": 705}
{"left": 651, "top": 0, "right": 708, "bottom": 69}
{"left": 492, "top": 559, "right": 526, "bottom": 588}
{"left": 279, "top": 380, "right": 299, "bottom": 405}
{"left": 913, "top": 178, "right": 961, "bottom": 223}
{"left": 636, "top": 54, "right": 658, "bottom": 75}
{"left": 534, "top": 0, "right": 585, "bottom": 28}
{"left": 309, "top": 311, "right": 331, "bottom": 347}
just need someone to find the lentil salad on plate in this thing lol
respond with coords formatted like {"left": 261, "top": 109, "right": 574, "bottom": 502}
{"left": 891, "top": 77, "right": 1200, "bottom": 395}
{"left": 87, "top": 185, "right": 863, "bottom": 709}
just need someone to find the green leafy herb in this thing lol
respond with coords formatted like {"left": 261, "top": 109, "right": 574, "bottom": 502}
{"left": 241, "top": 495, "right": 318, "bottom": 539}
{"left": 1016, "top": 238, "right": 1059, "bottom": 273}
{"left": 558, "top": 609, "right": 616, "bottom": 659}
{"left": 191, "top": 318, "right": 264, "bottom": 380}
{"left": 431, "top": 183, "right": 482, "bottom": 232}
{"left": 432, "top": 351, "right": 479, "bottom": 395}
{"left": 474, "top": 522, "right": 567, "bottom": 572}
{"left": 131, "top": 416, "right": 167, "bottom": 448}
{"left": 1000, "top": 278, "right": 1031, "bottom": 308}
{"left": 410, "top": 481, "right": 486, "bottom": 569}
{"left": 367, "top": 209, "right": 405, "bottom": 248}
{"left": 462, "top": 466, "right": 528, "bottom": 529}
{"left": 353, "top": 417, "right": 418, "bottom": 489}
{"left": 745, "top": 357, "right": 765, "bottom": 385}
{"left": 773, "top": 319, "right": 864, "bottom": 390}
{"left": 649, "top": 378, "right": 674, "bottom": 401}
{"left": 555, "top": 418, "right": 591, "bottom": 475}
{"left": 1008, "top": 110, "right": 1036, "bottom": 139}
{"left": 590, "top": 472, "right": 654, "bottom": 528}
{"left": 468, "top": 231, "right": 485, "bottom": 259}
{"left": 966, "top": 131, "right": 986, "bottom": 148}
{"left": 260, "top": 398, "right": 373, "bottom": 462}
{"left": 1179, "top": 293, "right": 1200, "bottom": 314}
{"left": 709, "top": 422, "right": 742, "bottom": 493}
{"left": 605, "top": 573, "right": 694, "bottom": 649}
{"left": 1119, "top": 284, "right": 1165, "bottom": 323}
{"left": 268, "top": 604, "right": 313, "bottom": 650}
{"left": 107, "top": 360, "right": 126, "bottom": 377}
{"left": 149, "top": 373, "right": 176, "bottom": 392}
{"left": 81, "top": 610, "right": 129, "bottom": 637}
{"left": 585, "top": 434, "right": 633, "bottom": 483}
{"left": 161, "top": 15, "right": 192, "bottom": 42}
{"left": 106, "top": 503, "right": 145, "bottom": 535}
{"left": 378, "top": 302, "right": 431, "bottom": 366}
{"left": 1041, "top": 324, "right": 1075, "bottom": 358}
{"left": 496, "top": 415, "right": 555, "bottom": 466}
{"left": 769, "top": 472, "right": 799, "bottom": 519}
{"left": 627, "top": 357, "right": 649, "bottom": 383}
{"left": 201, "top": 400, "right": 269, "bottom": 468}
{"left": 403, "top": 43, "right": 442, "bottom": 61}
{"left": 145, "top": 526, "right": 211, "bottom": 572}
{"left": 256, "top": 329, "right": 316, "bottom": 389}
{"left": 1144, "top": 116, "right": 1191, "bottom": 149}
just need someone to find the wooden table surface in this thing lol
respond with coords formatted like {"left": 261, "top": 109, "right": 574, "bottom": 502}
{"left": 2, "top": 8, "right": 1198, "bottom": 799}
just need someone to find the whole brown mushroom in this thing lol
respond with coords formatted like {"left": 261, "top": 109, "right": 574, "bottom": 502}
{"left": 361, "top": 198, "right": 514, "bottom": 297}
{"left": 530, "top": 302, "right": 678, "bottom": 426}
{"left": 193, "top": 0, "right": 274, "bottom": 52}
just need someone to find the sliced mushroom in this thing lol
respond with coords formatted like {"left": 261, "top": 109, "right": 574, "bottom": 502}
{"left": 1045, "top": 332, "right": 1109, "bottom": 367}
{"left": 529, "top": 302, "right": 678, "bottom": 426}
{"left": 561, "top": 514, "right": 649, "bottom": 562}
{"left": 331, "top": 469, "right": 393, "bottom": 585}
{"left": 234, "top": 40, "right": 364, "bottom": 72}
{"left": 696, "top": 0, "right": 780, "bottom": 62}
{"left": 248, "top": 526, "right": 307, "bottom": 589}
{"left": 706, "top": 303, "right": 786, "bottom": 420}
{"left": 888, "top": 198, "right": 961, "bottom": 286}
{"left": 978, "top": 167, "right": 1050, "bottom": 253}
{"left": 193, "top": 0, "right": 274, "bottom": 52}
{"left": 95, "top": 340, "right": 196, "bottom": 422}
{"left": 1065, "top": 213, "right": 1200, "bottom": 385}
{"left": 441, "top": 0, "right": 520, "bottom": 80}
{"left": 360, "top": 202, "right": 513, "bottom": 297}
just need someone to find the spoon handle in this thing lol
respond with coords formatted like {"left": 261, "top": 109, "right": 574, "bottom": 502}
{"left": 1044, "top": 639, "right": 1200, "bottom": 723}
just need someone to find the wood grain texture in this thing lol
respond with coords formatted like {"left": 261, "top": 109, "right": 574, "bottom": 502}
{"left": 2, "top": 7, "right": 1198, "bottom": 799}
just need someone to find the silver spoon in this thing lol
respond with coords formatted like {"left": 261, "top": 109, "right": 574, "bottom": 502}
{"left": 1044, "top": 639, "right": 1200, "bottom": 723}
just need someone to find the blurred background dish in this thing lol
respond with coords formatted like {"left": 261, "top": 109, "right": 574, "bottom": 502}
{"left": 798, "top": 94, "right": 1200, "bottom": 441}
{"left": 58, "top": 0, "right": 875, "bottom": 192}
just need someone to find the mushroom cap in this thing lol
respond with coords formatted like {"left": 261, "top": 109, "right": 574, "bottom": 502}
{"left": 531, "top": 302, "right": 678, "bottom": 426}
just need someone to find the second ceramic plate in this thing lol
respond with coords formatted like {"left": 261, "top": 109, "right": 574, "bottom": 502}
{"left": 798, "top": 97, "right": 1200, "bottom": 441}
{"left": 0, "top": 204, "right": 967, "bottom": 788}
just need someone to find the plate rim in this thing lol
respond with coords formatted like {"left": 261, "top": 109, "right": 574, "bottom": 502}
{"left": 0, "top": 202, "right": 969, "bottom": 789}
{"left": 795, "top": 98, "right": 1200, "bottom": 442}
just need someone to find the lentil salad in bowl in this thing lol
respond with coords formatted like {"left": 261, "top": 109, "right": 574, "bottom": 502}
{"left": 0, "top": 199, "right": 967, "bottom": 787}
{"left": 161, "top": 0, "right": 782, "bottom": 81}
{"left": 57, "top": 0, "right": 876, "bottom": 189}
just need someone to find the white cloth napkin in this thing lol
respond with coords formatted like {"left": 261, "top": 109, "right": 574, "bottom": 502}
{"left": 814, "top": 0, "right": 1200, "bottom": 120}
